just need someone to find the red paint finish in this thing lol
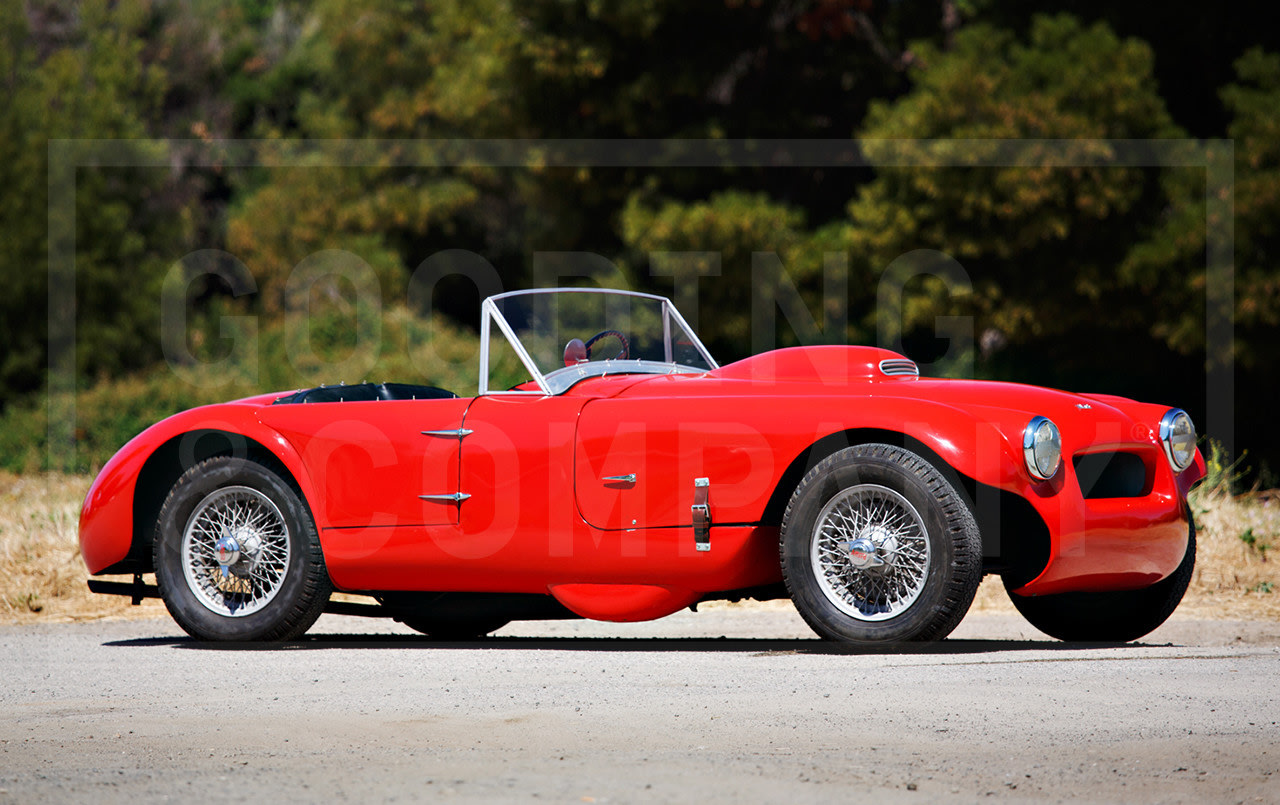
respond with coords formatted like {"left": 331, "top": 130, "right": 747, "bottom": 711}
{"left": 1007, "top": 451, "right": 1196, "bottom": 596}
{"left": 259, "top": 398, "right": 470, "bottom": 527}
{"left": 78, "top": 443, "right": 145, "bottom": 574}
{"left": 79, "top": 397, "right": 323, "bottom": 574}
{"left": 80, "top": 340, "right": 1204, "bottom": 623}
{"left": 548, "top": 583, "right": 700, "bottom": 622}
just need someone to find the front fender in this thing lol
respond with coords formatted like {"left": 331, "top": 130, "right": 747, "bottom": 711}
{"left": 834, "top": 396, "right": 1027, "bottom": 494}
{"left": 78, "top": 402, "right": 321, "bottom": 575}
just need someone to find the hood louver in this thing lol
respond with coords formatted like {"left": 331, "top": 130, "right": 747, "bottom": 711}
{"left": 878, "top": 359, "right": 920, "bottom": 378}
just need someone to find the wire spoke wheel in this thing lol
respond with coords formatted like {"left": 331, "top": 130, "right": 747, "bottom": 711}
{"left": 810, "top": 483, "right": 931, "bottom": 621}
{"left": 781, "top": 444, "right": 981, "bottom": 643}
{"left": 181, "top": 485, "right": 292, "bottom": 617}
{"left": 155, "top": 457, "right": 331, "bottom": 641}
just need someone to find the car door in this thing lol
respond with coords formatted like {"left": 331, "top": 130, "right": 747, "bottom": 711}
{"left": 572, "top": 396, "right": 785, "bottom": 532}
{"left": 260, "top": 397, "right": 471, "bottom": 528}
{"left": 450, "top": 394, "right": 588, "bottom": 566}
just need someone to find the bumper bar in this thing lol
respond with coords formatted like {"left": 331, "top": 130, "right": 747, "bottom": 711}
{"left": 87, "top": 575, "right": 158, "bottom": 605}
{"left": 86, "top": 576, "right": 386, "bottom": 617}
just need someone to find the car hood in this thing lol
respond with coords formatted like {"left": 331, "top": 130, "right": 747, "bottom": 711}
{"left": 884, "top": 377, "right": 1157, "bottom": 450}
{"left": 637, "top": 345, "right": 1161, "bottom": 450}
{"left": 894, "top": 376, "right": 1123, "bottom": 419}
{"left": 699, "top": 346, "right": 1126, "bottom": 413}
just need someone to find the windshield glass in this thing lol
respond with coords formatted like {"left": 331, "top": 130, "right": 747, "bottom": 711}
{"left": 481, "top": 289, "right": 717, "bottom": 394}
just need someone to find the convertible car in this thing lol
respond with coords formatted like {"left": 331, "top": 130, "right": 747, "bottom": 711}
{"left": 80, "top": 287, "right": 1205, "bottom": 643}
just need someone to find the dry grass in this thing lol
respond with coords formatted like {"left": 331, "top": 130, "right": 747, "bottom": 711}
{"left": 2, "top": 472, "right": 1276, "bottom": 625}
{"left": 0, "top": 472, "right": 166, "bottom": 622}
{"left": 1180, "top": 488, "right": 1280, "bottom": 619}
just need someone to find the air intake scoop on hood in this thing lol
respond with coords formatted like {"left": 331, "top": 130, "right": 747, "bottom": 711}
{"left": 712, "top": 346, "right": 918, "bottom": 383}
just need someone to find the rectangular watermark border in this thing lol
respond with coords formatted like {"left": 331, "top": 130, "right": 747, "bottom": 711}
{"left": 47, "top": 138, "right": 1234, "bottom": 471}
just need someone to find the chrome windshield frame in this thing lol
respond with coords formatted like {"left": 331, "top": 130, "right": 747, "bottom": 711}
{"left": 478, "top": 288, "right": 718, "bottom": 396}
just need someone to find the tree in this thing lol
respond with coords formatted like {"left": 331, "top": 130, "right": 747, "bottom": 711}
{"left": 619, "top": 190, "right": 843, "bottom": 357}
{"left": 843, "top": 16, "right": 1190, "bottom": 372}
{"left": 1122, "top": 47, "right": 1280, "bottom": 466}
{"left": 0, "top": 0, "right": 187, "bottom": 397}
{"left": 222, "top": 0, "right": 951, "bottom": 324}
{"left": 1220, "top": 49, "right": 1280, "bottom": 369}
{"left": 618, "top": 15, "right": 1199, "bottom": 378}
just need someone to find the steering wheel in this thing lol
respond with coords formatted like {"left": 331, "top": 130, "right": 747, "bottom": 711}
{"left": 583, "top": 329, "right": 630, "bottom": 361}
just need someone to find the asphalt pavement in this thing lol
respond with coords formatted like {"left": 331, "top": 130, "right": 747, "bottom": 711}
{"left": 3, "top": 608, "right": 1278, "bottom": 803}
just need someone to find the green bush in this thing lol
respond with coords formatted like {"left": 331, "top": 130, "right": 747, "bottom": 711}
{"left": 1196, "top": 438, "right": 1251, "bottom": 498}
{"left": 0, "top": 305, "right": 526, "bottom": 474}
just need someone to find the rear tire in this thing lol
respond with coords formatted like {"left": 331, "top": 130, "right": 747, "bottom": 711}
{"left": 780, "top": 444, "right": 983, "bottom": 642}
{"left": 1005, "top": 518, "right": 1196, "bottom": 643}
{"left": 153, "top": 456, "right": 332, "bottom": 641}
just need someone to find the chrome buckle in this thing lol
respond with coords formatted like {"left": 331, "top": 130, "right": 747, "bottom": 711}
{"left": 692, "top": 477, "right": 711, "bottom": 552}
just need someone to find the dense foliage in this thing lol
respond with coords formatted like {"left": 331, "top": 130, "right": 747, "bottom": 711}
{"left": 2, "top": 0, "right": 1278, "bottom": 474}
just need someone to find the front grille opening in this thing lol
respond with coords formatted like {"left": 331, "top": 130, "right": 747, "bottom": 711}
{"left": 1073, "top": 452, "right": 1149, "bottom": 499}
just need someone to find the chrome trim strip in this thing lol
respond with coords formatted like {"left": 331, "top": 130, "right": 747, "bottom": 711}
{"left": 478, "top": 298, "right": 491, "bottom": 396}
{"left": 481, "top": 297, "right": 552, "bottom": 396}
{"left": 418, "top": 493, "right": 472, "bottom": 503}
{"left": 478, "top": 289, "right": 719, "bottom": 397}
{"left": 692, "top": 477, "right": 711, "bottom": 552}
{"left": 1158, "top": 408, "right": 1195, "bottom": 472}
{"left": 878, "top": 359, "right": 919, "bottom": 377}
{"left": 1022, "top": 415, "right": 1061, "bottom": 481}
{"left": 543, "top": 359, "right": 702, "bottom": 395}
{"left": 662, "top": 306, "right": 673, "bottom": 364}
{"left": 486, "top": 287, "right": 671, "bottom": 304}
{"left": 665, "top": 298, "right": 719, "bottom": 370}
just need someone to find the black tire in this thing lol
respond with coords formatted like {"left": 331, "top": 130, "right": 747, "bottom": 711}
{"left": 396, "top": 616, "right": 510, "bottom": 640}
{"left": 780, "top": 444, "right": 983, "bottom": 642}
{"left": 153, "top": 456, "right": 332, "bottom": 641}
{"left": 1005, "top": 518, "right": 1196, "bottom": 642}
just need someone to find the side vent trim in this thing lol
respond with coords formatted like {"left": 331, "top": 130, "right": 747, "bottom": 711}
{"left": 878, "top": 359, "right": 920, "bottom": 378}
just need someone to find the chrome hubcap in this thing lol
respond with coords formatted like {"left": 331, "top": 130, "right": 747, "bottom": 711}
{"left": 215, "top": 534, "right": 241, "bottom": 570}
{"left": 810, "top": 483, "right": 931, "bottom": 621}
{"left": 182, "top": 486, "right": 290, "bottom": 617}
{"left": 844, "top": 536, "right": 885, "bottom": 570}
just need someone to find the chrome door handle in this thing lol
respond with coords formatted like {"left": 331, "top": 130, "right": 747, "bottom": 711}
{"left": 421, "top": 428, "right": 474, "bottom": 438}
{"left": 603, "top": 474, "right": 636, "bottom": 484}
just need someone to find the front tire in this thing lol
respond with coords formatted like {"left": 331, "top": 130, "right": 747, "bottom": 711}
{"left": 153, "top": 456, "right": 332, "bottom": 641}
{"left": 1005, "top": 519, "right": 1196, "bottom": 642}
{"left": 780, "top": 444, "right": 983, "bottom": 642}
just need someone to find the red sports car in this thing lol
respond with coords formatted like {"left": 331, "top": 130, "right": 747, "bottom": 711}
{"left": 80, "top": 287, "right": 1205, "bottom": 643}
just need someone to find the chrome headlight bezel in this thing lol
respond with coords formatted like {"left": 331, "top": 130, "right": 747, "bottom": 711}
{"left": 1022, "top": 416, "right": 1062, "bottom": 481}
{"left": 1158, "top": 408, "right": 1196, "bottom": 472}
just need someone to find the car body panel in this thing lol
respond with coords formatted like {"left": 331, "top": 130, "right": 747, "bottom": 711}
{"left": 79, "top": 398, "right": 323, "bottom": 574}
{"left": 258, "top": 398, "right": 470, "bottom": 528}
{"left": 547, "top": 583, "right": 702, "bottom": 622}
{"left": 79, "top": 293, "right": 1205, "bottom": 626}
{"left": 318, "top": 391, "right": 783, "bottom": 610}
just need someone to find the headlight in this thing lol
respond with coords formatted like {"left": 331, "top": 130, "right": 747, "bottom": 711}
{"left": 1022, "top": 416, "right": 1062, "bottom": 481}
{"left": 1159, "top": 409, "right": 1196, "bottom": 472}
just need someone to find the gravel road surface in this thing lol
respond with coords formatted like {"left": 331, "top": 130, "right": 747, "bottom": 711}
{"left": 3, "top": 607, "right": 1278, "bottom": 804}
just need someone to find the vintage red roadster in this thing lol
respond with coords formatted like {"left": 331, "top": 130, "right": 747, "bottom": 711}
{"left": 80, "top": 287, "right": 1205, "bottom": 643}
